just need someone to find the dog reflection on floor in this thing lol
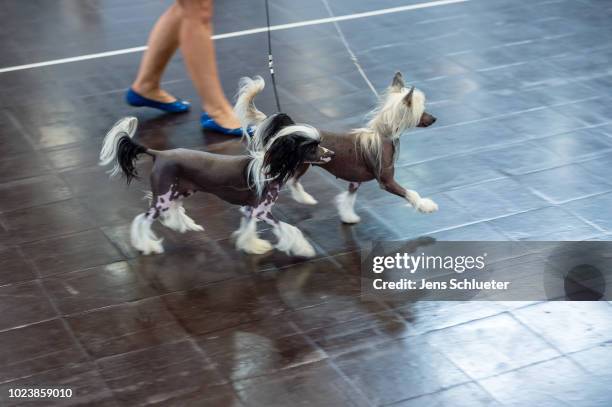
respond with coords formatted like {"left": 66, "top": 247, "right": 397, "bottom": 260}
{"left": 99, "top": 109, "right": 334, "bottom": 257}
{"left": 239, "top": 72, "right": 438, "bottom": 224}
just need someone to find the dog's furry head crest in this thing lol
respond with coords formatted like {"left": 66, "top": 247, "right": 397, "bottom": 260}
{"left": 354, "top": 71, "right": 427, "bottom": 177}
{"left": 234, "top": 77, "right": 321, "bottom": 197}
{"left": 246, "top": 114, "right": 320, "bottom": 197}
{"left": 367, "top": 71, "right": 426, "bottom": 137}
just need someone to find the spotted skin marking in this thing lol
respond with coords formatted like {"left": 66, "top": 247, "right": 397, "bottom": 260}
{"left": 348, "top": 182, "right": 361, "bottom": 194}
{"left": 146, "top": 184, "right": 195, "bottom": 220}
{"left": 238, "top": 182, "right": 281, "bottom": 227}
{"left": 252, "top": 183, "right": 280, "bottom": 224}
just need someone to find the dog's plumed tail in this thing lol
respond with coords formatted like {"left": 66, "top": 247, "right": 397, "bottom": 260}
{"left": 234, "top": 76, "right": 267, "bottom": 136}
{"left": 99, "top": 117, "right": 152, "bottom": 184}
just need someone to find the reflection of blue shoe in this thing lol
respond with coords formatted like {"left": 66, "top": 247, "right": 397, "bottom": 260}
{"left": 126, "top": 88, "right": 190, "bottom": 113}
{"left": 200, "top": 113, "right": 254, "bottom": 136}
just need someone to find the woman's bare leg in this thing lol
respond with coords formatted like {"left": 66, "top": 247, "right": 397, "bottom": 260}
{"left": 132, "top": 4, "right": 182, "bottom": 103}
{"left": 177, "top": 0, "right": 240, "bottom": 128}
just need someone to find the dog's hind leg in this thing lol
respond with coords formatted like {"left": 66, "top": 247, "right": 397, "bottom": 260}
{"left": 158, "top": 188, "right": 204, "bottom": 233}
{"left": 131, "top": 186, "right": 187, "bottom": 255}
{"left": 288, "top": 164, "right": 318, "bottom": 205}
{"left": 335, "top": 182, "right": 361, "bottom": 224}
{"left": 233, "top": 206, "right": 273, "bottom": 254}
{"left": 131, "top": 206, "right": 164, "bottom": 255}
{"left": 335, "top": 182, "right": 361, "bottom": 223}
{"left": 132, "top": 174, "right": 204, "bottom": 255}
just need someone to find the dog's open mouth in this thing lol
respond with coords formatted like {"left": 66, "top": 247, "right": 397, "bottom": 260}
{"left": 308, "top": 147, "right": 335, "bottom": 164}
{"left": 308, "top": 156, "right": 333, "bottom": 165}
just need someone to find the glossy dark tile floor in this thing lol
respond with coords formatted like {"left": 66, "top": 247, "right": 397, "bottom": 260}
{"left": 1, "top": 0, "right": 612, "bottom": 405}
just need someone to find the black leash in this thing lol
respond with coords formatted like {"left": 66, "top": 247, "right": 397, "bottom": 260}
{"left": 265, "top": 0, "right": 282, "bottom": 112}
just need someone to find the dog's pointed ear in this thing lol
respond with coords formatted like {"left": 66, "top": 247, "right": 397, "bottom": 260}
{"left": 270, "top": 113, "right": 295, "bottom": 128}
{"left": 391, "top": 72, "right": 405, "bottom": 91}
{"left": 403, "top": 86, "right": 415, "bottom": 107}
{"left": 269, "top": 113, "right": 295, "bottom": 135}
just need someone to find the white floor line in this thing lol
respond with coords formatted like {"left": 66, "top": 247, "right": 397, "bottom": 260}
{"left": 0, "top": 0, "right": 469, "bottom": 74}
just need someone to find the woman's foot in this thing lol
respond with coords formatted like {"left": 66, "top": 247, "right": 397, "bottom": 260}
{"left": 200, "top": 106, "right": 250, "bottom": 136}
{"left": 126, "top": 86, "right": 190, "bottom": 113}
{"left": 205, "top": 108, "right": 241, "bottom": 129}
{"left": 131, "top": 86, "right": 178, "bottom": 104}
{"left": 200, "top": 112, "right": 245, "bottom": 136}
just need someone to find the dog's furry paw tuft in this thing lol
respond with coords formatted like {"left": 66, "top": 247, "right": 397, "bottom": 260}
{"left": 289, "top": 182, "right": 318, "bottom": 205}
{"left": 340, "top": 213, "right": 361, "bottom": 224}
{"left": 291, "top": 240, "right": 316, "bottom": 258}
{"left": 335, "top": 191, "right": 360, "bottom": 223}
{"left": 416, "top": 198, "right": 438, "bottom": 214}
{"left": 297, "top": 193, "right": 318, "bottom": 205}
{"left": 244, "top": 238, "right": 273, "bottom": 255}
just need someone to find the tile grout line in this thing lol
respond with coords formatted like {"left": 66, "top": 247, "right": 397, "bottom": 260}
{"left": 3, "top": 110, "right": 43, "bottom": 152}
{"left": 320, "top": 0, "right": 379, "bottom": 99}
{"left": 395, "top": 109, "right": 611, "bottom": 170}
{"left": 505, "top": 311, "right": 594, "bottom": 375}
{"left": 15, "top": 250, "right": 121, "bottom": 403}
{"left": 382, "top": 380, "right": 495, "bottom": 406}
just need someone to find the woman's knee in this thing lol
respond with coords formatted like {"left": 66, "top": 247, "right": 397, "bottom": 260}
{"left": 176, "top": 0, "right": 213, "bottom": 24}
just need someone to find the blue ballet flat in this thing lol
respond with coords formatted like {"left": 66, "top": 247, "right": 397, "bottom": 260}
{"left": 200, "top": 113, "right": 253, "bottom": 136}
{"left": 126, "top": 88, "right": 190, "bottom": 113}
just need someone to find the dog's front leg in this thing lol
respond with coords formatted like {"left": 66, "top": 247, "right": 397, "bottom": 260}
{"left": 257, "top": 211, "right": 316, "bottom": 258}
{"left": 379, "top": 177, "right": 438, "bottom": 214}
{"left": 253, "top": 184, "right": 315, "bottom": 257}
{"left": 233, "top": 206, "right": 273, "bottom": 254}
